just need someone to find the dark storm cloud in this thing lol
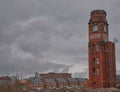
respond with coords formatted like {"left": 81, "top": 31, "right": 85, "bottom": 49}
{"left": 0, "top": 0, "right": 120, "bottom": 77}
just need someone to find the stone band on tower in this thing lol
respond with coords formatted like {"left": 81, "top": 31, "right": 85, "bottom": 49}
{"left": 88, "top": 10, "right": 116, "bottom": 88}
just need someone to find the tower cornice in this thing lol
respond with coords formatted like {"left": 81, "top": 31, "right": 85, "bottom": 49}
{"left": 88, "top": 20, "right": 109, "bottom": 25}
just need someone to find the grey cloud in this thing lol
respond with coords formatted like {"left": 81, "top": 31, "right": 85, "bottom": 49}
{"left": 73, "top": 71, "right": 88, "bottom": 78}
{"left": 0, "top": 45, "right": 69, "bottom": 75}
{"left": 0, "top": 0, "right": 120, "bottom": 77}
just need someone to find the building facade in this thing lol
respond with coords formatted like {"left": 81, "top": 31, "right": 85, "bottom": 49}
{"left": 88, "top": 10, "right": 116, "bottom": 88}
{"left": 40, "top": 72, "right": 71, "bottom": 79}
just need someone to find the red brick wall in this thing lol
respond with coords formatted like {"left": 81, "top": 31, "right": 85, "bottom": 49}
{"left": 88, "top": 10, "right": 116, "bottom": 88}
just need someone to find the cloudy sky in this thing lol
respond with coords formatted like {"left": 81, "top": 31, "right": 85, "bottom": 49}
{"left": 0, "top": 0, "right": 120, "bottom": 78}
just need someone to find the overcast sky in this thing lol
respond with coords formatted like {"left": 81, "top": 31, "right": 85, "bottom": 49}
{"left": 0, "top": 0, "right": 120, "bottom": 78}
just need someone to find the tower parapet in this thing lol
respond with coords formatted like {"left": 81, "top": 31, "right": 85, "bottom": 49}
{"left": 89, "top": 9, "right": 107, "bottom": 24}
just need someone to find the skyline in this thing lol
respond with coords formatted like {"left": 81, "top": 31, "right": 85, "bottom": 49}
{"left": 0, "top": 0, "right": 120, "bottom": 78}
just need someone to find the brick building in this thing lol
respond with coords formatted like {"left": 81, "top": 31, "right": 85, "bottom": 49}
{"left": 76, "top": 78, "right": 88, "bottom": 87}
{"left": 55, "top": 78, "right": 68, "bottom": 88}
{"left": 27, "top": 77, "right": 44, "bottom": 91}
{"left": 66, "top": 78, "right": 77, "bottom": 88}
{"left": 40, "top": 72, "right": 71, "bottom": 79}
{"left": 43, "top": 78, "right": 56, "bottom": 89}
{"left": 88, "top": 10, "right": 116, "bottom": 88}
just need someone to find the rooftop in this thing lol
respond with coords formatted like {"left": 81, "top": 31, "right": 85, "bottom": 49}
{"left": 44, "top": 78, "right": 56, "bottom": 84}
{"left": 91, "top": 9, "right": 106, "bottom": 15}
{"left": 30, "top": 77, "right": 43, "bottom": 84}
{"left": 56, "top": 78, "right": 67, "bottom": 83}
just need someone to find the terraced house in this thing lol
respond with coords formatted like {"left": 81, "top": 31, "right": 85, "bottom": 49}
{"left": 27, "top": 77, "right": 44, "bottom": 91}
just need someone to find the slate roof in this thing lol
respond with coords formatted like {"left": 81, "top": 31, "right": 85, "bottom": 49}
{"left": 67, "top": 78, "right": 77, "bottom": 82}
{"left": 29, "top": 77, "right": 43, "bottom": 84}
{"left": 44, "top": 78, "right": 55, "bottom": 84}
{"left": 77, "top": 78, "right": 88, "bottom": 82}
{"left": 56, "top": 78, "right": 67, "bottom": 83}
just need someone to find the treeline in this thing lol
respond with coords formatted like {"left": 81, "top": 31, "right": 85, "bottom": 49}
{"left": 0, "top": 84, "right": 120, "bottom": 92}
{"left": 0, "top": 84, "right": 20, "bottom": 92}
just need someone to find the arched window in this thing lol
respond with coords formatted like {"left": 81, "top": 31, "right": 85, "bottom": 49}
{"left": 104, "top": 25, "right": 107, "bottom": 32}
{"left": 96, "top": 68, "right": 100, "bottom": 75}
{"left": 93, "top": 23, "right": 98, "bottom": 32}
{"left": 93, "top": 44, "right": 99, "bottom": 52}
{"left": 93, "top": 68, "right": 96, "bottom": 75}
{"left": 96, "top": 58, "right": 99, "bottom": 64}
{"left": 93, "top": 58, "right": 99, "bottom": 64}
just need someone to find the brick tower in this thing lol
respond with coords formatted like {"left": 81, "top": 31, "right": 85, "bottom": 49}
{"left": 88, "top": 10, "right": 116, "bottom": 88}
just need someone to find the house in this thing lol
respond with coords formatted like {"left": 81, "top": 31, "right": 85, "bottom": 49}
{"left": 27, "top": 77, "right": 44, "bottom": 91}
{"left": 66, "top": 78, "right": 77, "bottom": 88}
{"left": 55, "top": 78, "right": 68, "bottom": 88}
{"left": 76, "top": 78, "right": 88, "bottom": 87}
{"left": 43, "top": 78, "right": 56, "bottom": 89}
{"left": 0, "top": 76, "right": 12, "bottom": 85}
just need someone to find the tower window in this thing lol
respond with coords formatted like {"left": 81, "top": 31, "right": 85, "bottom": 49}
{"left": 93, "top": 58, "right": 96, "bottom": 64}
{"left": 104, "top": 25, "right": 107, "bottom": 32}
{"left": 96, "top": 45, "right": 99, "bottom": 51}
{"left": 96, "top": 68, "right": 100, "bottom": 75}
{"left": 93, "top": 44, "right": 99, "bottom": 52}
{"left": 93, "top": 67, "right": 100, "bottom": 75}
{"left": 93, "top": 23, "right": 98, "bottom": 32}
{"left": 93, "top": 58, "right": 99, "bottom": 64}
{"left": 93, "top": 68, "right": 96, "bottom": 75}
{"left": 96, "top": 58, "right": 99, "bottom": 64}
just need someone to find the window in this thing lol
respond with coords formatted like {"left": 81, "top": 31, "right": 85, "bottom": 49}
{"left": 93, "top": 68, "right": 96, "bottom": 75}
{"left": 93, "top": 23, "right": 98, "bottom": 32}
{"left": 96, "top": 58, "right": 99, "bottom": 64}
{"left": 93, "top": 68, "right": 100, "bottom": 75}
{"left": 104, "top": 25, "right": 107, "bottom": 32}
{"left": 93, "top": 58, "right": 96, "bottom": 64}
{"left": 96, "top": 68, "right": 100, "bottom": 75}
{"left": 93, "top": 44, "right": 99, "bottom": 52}
{"left": 93, "top": 44, "right": 96, "bottom": 52}
{"left": 93, "top": 58, "right": 99, "bottom": 64}
{"left": 96, "top": 45, "right": 99, "bottom": 51}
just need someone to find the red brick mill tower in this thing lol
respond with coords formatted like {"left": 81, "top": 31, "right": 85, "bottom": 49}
{"left": 88, "top": 10, "right": 116, "bottom": 88}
